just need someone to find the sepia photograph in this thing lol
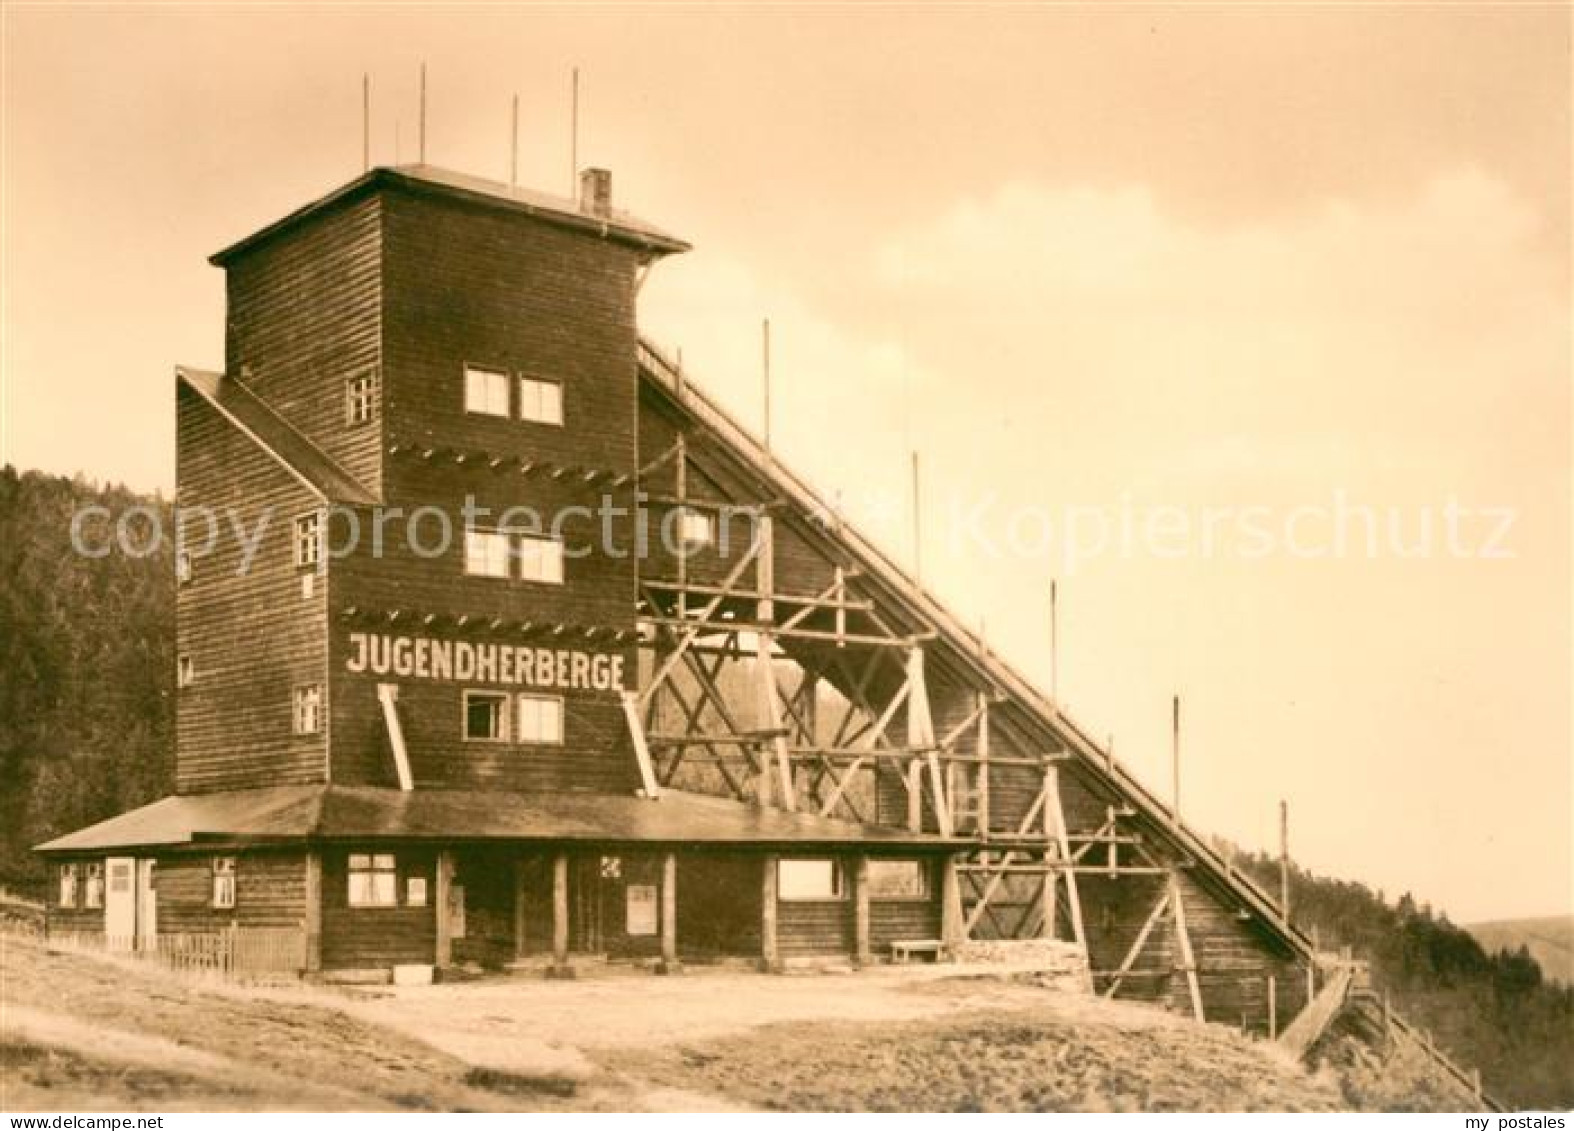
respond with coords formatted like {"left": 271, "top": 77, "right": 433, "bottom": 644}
{"left": 0, "top": 1, "right": 1569, "bottom": 1119}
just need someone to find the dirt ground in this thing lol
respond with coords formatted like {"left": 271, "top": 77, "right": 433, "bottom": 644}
{"left": 0, "top": 936, "right": 1394, "bottom": 1112}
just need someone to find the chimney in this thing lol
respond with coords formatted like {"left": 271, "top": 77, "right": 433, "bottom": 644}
{"left": 579, "top": 167, "right": 612, "bottom": 219}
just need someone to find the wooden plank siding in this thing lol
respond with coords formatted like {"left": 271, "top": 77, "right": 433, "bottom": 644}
{"left": 320, "top": 847, "right": 436, "bottom": 970}
{"left": 381, "top": 189, "right": 641, "bottom": 487}
{"left": 777, "top": 899, "right": 853, "bottom": 958}
{"left": 222, "top": 193, "right": 384, "bottom": 494}
{"left": 175, "top": 383, "right": 328, "bottom": 792}
{"left": 150, "top": 850, "right": 307, "bottom": 934}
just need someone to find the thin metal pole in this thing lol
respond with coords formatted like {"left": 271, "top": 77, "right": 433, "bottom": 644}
{"left": 419, "top": 62, "right": 427, "bottom": 164}
{"left": 510, "top": 94, "right": 519, "bottom": 186}
{"left": 1279, "top": 799, "right": 1291, "bottom": 919}
{"left": 911, "top": 450, "right": 922, "bottom": 583}
{"left": 1171, "top": 694, "right": 1181, "bottom": 821}
{"left": 362, "top": 74, "right": 370, "bottom": 172}
{"left": 1050, "top": 578, "right": 1059, "bottom": 702}
{"left": 762, "top": 317, "right": 772, "bottom": 454}
{"left": 570, "top": 67, "right": 579, "bottom": 190}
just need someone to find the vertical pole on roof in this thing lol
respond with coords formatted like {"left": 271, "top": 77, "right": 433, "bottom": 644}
{"left": 362, "top": 74, "right": 370, "bottom": 172}
{"left": 570, "top": 67, "right": 580, "bottom": 190}
{"left": 762, "top": 318, "right": 773, "bottom": 457}
{"left": 1279, "top": 799, "right": 1291, "bottom": 920}
{"left": 1050, "top": 578, "right": 1059, "bottom": 704}
{"left": 510, "top": 94, "right": 520, "bottom": 187}
{"left": 911, "top": 450, "right": 922, "bottom": 583}
{"left": 1171, "top": 694, "right": 1181, "bottom": 822}
{"left": 419, "top": 62, "right": 427, "bottom": 164}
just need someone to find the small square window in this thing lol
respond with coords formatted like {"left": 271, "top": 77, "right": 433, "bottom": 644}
{"left": 464, "top": 530, "right": 512, "bottom": 579}
{"left": 348, "top": 853, "right": 398, "bottom": 907}
{"left": 292, "top": 684, "right": 322, "bottom": 735}
{"left": 212, "top": 856, "right": 236, "bottom": 909}
{"left": 517, "top": 535, "right": 564, "bottom": 584}
{"left": 677, "top": 509, "right": 716, "bottom": 549}
{"left": 464, "top": 691, "right": 509, "bottom": 742}
{"left": 83, "top": 862, "right": 103, "bottom": 909}
{"left": 58, "top": 863, "right": 78, "bottom": 908}
{"left": 778, "top": 859, "right": 844, "bottom": 901}
{"left": 464, "top": 365, "right": 510, "bottom": 417}
{"left": 177, "top": 654, "right": 195, "bottom": 689}
{"left": 406, "top": 876, "right": 428, "bottom": 907}
{"left": 867, "top": 859, "right": 929, "bottom": 901}
{"left": 519, "top": 376, "right": 563, "bottom": 426}
{"left": 600, "top": 855, "right": 622, "bottom": 880}
{"left": 293, "top": 513, "right": 321, "bottom": 569}
{"left": 517, "top": 693, "right": 564, "bottom": 744}
{"left": 346, "top": 372, "right": 376, "bottom": 425}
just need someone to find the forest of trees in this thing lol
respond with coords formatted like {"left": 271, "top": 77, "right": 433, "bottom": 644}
{"left": 0, "top": 465, "right": 1567, "bottom": 1107}
{"left": 1231, "top": 849, "right": 1573, "bottom": 1109}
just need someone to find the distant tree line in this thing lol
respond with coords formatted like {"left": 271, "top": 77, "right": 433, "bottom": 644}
{"left": 1229, "top": 847, "right": 1573, "bottom": 1110}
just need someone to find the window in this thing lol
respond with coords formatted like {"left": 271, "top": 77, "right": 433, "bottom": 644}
{"left": 177, "top": 654, "right": 195, "bottom": 689}
{"left": 517, "top": 693, "right": 564, "bottom": 744}
{"left": 293, "top": 513, "right": 321, "bottom": 569}
{"left": 464, "top": 690, "right": 509, "bottom": 741}
{"left": 348, "top": 853, "right": 397, "bottom": 907}
{"left": 212, "top": 856, "right": 236, "bottom": 909}
{"left": 406, "top": 876, "right": 428, "bottom": 907}
{"left": 464, "top": 365, "right": 510, "bottom": 416}
{"left": 83, "top": 862, "right": 103, "bottom": 909}
{"left": 599, "top": 856, "right": 622, "bottom": 879}
{"left": 677, "top": 509, "right": 717, "bottom": 549}
{"left": 464, "top": 530, "right": 512, "bottom": 579}
{"left": 176, "top": 551, "right": 193, "bottom": 585}
{"left": 778, "top": 859, "right": 844, "bottom": 901}
{"left": 867, "top": 859, "right": 929, "bottom": 900}
{"left": 516, "top": 534, "right": 564, "bottom": 584}
{"left": 58, "top": 863, "right": 78, "bottom": 908}
{"left": 518, "top": 375, "right": 564, "bottom": 426}
{"left": 292, "top": 684, "right": 322, "bottom": 735}
{"left": 346, "top": 372, "right": 376, "bottom": 425}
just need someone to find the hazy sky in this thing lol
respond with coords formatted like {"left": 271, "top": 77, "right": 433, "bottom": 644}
{"left": 3, "top": 4, "right": 1568, "bottom": 922}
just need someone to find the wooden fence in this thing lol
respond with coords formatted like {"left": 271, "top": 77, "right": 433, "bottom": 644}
{"left": 45, "top": 925, "right": 307, "bottom": 981}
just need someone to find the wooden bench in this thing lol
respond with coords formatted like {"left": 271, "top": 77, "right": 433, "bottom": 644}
{"left": 890, "top": 938, "right": 945, "bottom": 964}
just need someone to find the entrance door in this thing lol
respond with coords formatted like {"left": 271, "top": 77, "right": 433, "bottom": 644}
{"left": 104, "top": 857, "right": 135, "bottom": 950}
{"left": 135, "top": 859, "right": 158, "bottom": 951}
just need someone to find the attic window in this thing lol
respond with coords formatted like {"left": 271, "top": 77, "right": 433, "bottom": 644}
{"left": 346, "top": 372, "right": 376, "bottom": 426}
{"left": 464, "top": 365, "right": 510, "bottom": 417}
{"left": 293, "top": 513, "right": 322, "bottom": 569}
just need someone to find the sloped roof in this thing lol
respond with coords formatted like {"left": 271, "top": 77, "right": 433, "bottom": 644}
{"left": 209, "top": 164, "right": 690, "bottom": 267}
{"left": 35, "top": 785, "right": 960, "bottom": 853}
{"left": 177, "top": 366, "right": 378, "bottom": 505}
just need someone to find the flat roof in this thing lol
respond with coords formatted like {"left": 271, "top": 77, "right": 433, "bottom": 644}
{"left": 210, "top": 164, "right": 691, "bottom": 267}
{"left": 36, "top": 785, "right": 961, "bottom": 854}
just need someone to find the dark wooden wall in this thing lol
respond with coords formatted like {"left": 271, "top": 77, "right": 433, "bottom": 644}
{"left": 320, "top": 847, "right": 436, "bottom": 969}
{"left": 152, "top": 850, "right": 307, "bottom": 934}
{"left": 175, "top": 384, "right": 328, "bottom": 793}
{"left": 222, "top": 194, "right": 385, "bottom": 494}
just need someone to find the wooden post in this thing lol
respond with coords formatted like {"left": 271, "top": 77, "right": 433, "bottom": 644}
{"left": 434, "top": 850, "right": 455, "bottom": 968}
{"left": 939, "top": 854, "right": 963, "bottom": 956}
{"left": 760, "top": 854, "right": 780, "bottom": 971}
{"left": 754, "top": 516, "right": 794, "bottom": 809}
{"left": 853, "top": 856, "right": 872, "bottom": 966}
{"left": 1169, "top": 872, "right": 1206, "bottom": 1023}
{"left": 659, "top": 851, "right": 679, "bottom": 974}
{"left": 1471, "top": 1067, "right": 1482, "bottom": 1102}
{"left": 1267, "top": 974, "right": 1278, "bottom": 1038}
{"left": 976, "top": 693, "right": 991, "bottom": 835}
{"left": 1279, "top": 799, "right": 1291, "bottom": 920}
{"left": 905, "top": 759, "right": 923, "bottom": 832}
{"left": 1382, "top": 989, "right": 1392, "bottom": 1041}
{"left": 1307, "top": 961, "right": 1316, "bottom": 1003}
{"left": 551, "top": 852, "right": 571, "bottom": 975}
{"left": 1049, "top": 578, "right": 1059, "bottom": 703}
{"left": 1041, "top": 850, "right": 1057, "bottom": 940}
{"left": 303, "top": 852, "right": 322, "bottom": 975}
{"left": 910, "top": 449, "right": 922, "bottom": 582}
{"left": 513, "top": 858, "right": 529, "bottom": 962}
{"left": 762, "top": 318, "right": 772, "bottom": 455}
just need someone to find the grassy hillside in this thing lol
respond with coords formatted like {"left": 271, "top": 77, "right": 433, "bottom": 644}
{"left": 1467, "top": 917, "right": 1573, "bottom": 987}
